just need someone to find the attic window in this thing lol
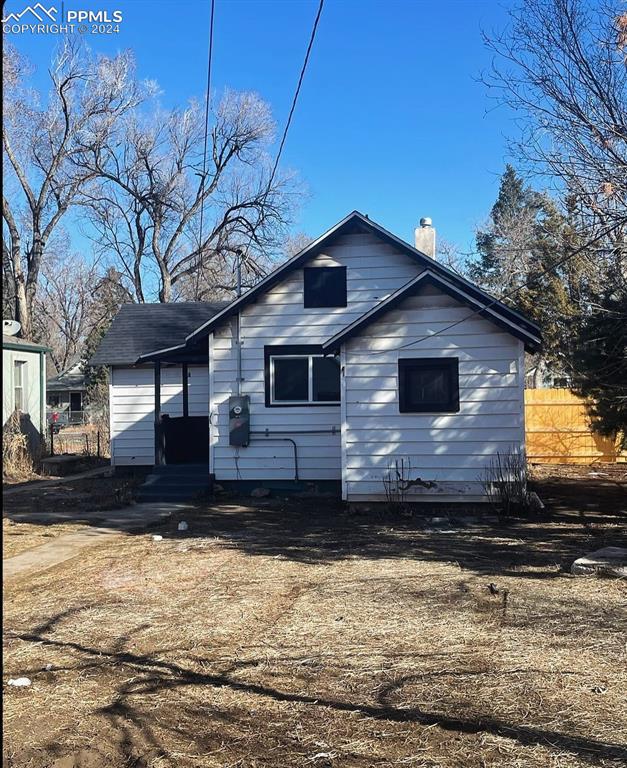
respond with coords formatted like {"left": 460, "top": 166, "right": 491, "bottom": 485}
{"left": 398, "top": 358, "right": 459, "bottom": 413}
{"left": 303, "top": 267, "right": 347, "bottom": 308}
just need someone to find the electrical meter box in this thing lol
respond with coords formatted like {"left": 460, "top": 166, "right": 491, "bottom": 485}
{"left": 229, "top": 395, "right": 250, "bottom": 447}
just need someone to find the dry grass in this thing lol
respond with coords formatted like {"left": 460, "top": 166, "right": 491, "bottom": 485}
{"left": 3, "top": 478, "right": 626, "bottom": 768}
{"left": 2, "top": 518, "right": 86, "bottom": 560}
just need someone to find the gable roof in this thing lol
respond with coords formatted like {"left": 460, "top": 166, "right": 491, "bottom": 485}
{"left": 47, "top": 362, "right": 88, "bottom": 392}
{"left": 183, "top": 210, "right": 540, "bottom": 347}
{"left": 321, "top": 270, "right": 541, "bottom": 354}
{"left": 89, "top": 301, "right": 228, "bottom": 366}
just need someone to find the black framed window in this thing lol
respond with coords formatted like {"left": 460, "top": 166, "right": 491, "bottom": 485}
{"left": 398, "top": 358, "right": 459, "bottom": 413}
{"left": 265, "top": 345, "right": 340, "bottom": 406}
{"left": 303, "top": 266, "right": 347, "bottom": 308}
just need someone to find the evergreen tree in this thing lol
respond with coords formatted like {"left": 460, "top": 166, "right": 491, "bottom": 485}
{"left": 471, "top": 166, "right": 579, "bottom": 384}
{"left": 570, "top": 257, "right": 627, "bottom": 446}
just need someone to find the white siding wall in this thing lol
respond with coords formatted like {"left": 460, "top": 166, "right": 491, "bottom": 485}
{"left": 342, "top": 284, "right": 526, "bottom": 501}
{"left": 2, "top": 347, "right": 45, "bottom": 433}
{"left": 110, "top": 364, "right": 208, "bottom": 466}
{"left": 210, "top": 231, "right": 424, "bottom": 481}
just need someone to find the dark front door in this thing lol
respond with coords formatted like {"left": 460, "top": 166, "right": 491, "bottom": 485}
{"left": 69, "top": 392, "right": 82, "bottom": 422}
{"left": 161, "top": 415, "right": 209, "bottom": 464}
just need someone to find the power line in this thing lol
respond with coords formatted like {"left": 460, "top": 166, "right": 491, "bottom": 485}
{"left": 238, "top": 0, "right": 325, "bottom": 272}
{"left": 195, "top": 0, "right": 216, "bottom": 298}
{"left": 360, "top": 221, "right": 624, "bottom": 356}
{"left": 267, "top": 0, "right": 325, "bottom": 194}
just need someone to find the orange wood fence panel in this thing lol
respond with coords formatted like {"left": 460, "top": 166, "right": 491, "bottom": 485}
{"left": 524, "top": 388, "right": 626, "bottom": 464}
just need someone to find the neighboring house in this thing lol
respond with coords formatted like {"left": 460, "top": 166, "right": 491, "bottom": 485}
{"left": 90, "top": 211, "right": 541, "bottom": 501}
{"left": 2, "top": 327, "right": 49, "bottom": 443}
{"left": 47, "top": 362, "right": 88, "bottom": 424}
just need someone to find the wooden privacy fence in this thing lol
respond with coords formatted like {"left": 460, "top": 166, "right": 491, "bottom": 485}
{"left": 525, "top": 388, "right": 626, "bottom": 464}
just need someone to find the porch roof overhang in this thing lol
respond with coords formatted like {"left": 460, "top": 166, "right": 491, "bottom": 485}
{"left": 137, "top": 341, "right": 208, "bottom": 365}
{"left": 321, "top": 269, "right": 542, "bottom": 355}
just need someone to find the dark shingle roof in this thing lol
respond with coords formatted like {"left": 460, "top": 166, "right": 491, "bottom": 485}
{"left": 88, "top": 302, "right": 228, "bottom": 366}
{"left": 47, "top": 369, "right": 88, "bottom": 392}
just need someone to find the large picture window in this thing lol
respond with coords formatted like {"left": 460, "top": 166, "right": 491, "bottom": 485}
{"left": 265, "top": 345, "right": 340, "bottom": 406}
{"left": 398, "top": 358, "right": 459, "bottom": 413}
{"left": 303, "top": 266, "right": 347, "bottom": 308}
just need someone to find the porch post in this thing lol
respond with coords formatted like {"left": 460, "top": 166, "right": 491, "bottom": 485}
{"left": 182, "top": 363, "right": 189, "bottom": 417}
{"left": 154, "top": 360, "right": 163, "bottom": 465}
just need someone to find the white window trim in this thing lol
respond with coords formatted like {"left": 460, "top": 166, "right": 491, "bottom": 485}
{"left": 269, "top": 354, "right": 340, "bottom": 405}
{"left": 13, "top": 360, "right": 26, "bottom": 412}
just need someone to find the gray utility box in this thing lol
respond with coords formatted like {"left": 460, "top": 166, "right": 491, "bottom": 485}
{"left": 229, "top": 395, "right": 250, "bottom": 447}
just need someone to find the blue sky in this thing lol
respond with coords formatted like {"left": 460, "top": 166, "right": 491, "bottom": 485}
{"left": 4, "top": 0, "right": 520, "bottom": 256}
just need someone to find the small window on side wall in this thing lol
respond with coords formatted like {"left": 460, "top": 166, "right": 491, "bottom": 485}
{"left": 398, "top": 358, "right": 460, "bottom": 413}
{"left": 303, "top": 266, "right": 347, "bottom": 308}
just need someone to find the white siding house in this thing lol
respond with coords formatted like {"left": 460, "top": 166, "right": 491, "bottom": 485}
{"left": 92, "top": 211, "right": 541, "bottom": 502}
{"left": 209, "top": 231, "right": 424, "bottom": 483}
{"left": 2, "top": 331, "right": 49, "bottom": 448}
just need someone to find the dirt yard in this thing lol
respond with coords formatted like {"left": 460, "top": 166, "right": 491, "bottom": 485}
{"left": 3, "top": 468, "right": 626, "bottom": 768}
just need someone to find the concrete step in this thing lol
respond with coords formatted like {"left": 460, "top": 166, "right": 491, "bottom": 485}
{"left": 137, "top": 463, "right": 210, "bottom": 502}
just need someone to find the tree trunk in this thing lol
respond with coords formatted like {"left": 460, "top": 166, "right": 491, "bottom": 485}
{"left": 159, "top": 271, "right": 172, "bottom": 303}
{"left": 532, "top": 358, "right": 546, "bottom": 388}
{"left": 15, "top": 275, "right": 31, "bottom": 339}
{"left": 25, "top": 231, "right": 45, "bottom": 327}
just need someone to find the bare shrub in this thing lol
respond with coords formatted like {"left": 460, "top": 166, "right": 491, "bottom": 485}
{"left": 2, "top": 412, "right": 35, "bottom": 479}
{"left": 383, "top": 457, "right": 438, "bottom": 512}
{"left": 383, "top": 457, "right": 412, "bottom": 511}
{"left": 480, "top": 450, "right": 533, "bottom": 518}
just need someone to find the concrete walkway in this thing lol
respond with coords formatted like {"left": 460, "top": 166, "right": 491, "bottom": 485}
{"left": 3, "top": 465, "right": 112, "bottom": 497}
{"left": 3, "top": 502, "right": 190, "bottom": 581}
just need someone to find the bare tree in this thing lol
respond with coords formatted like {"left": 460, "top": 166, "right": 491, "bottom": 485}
{"left": 483, "top": 0, "right": 627, "bottom": 232}
{"left": 283, "top": 231, "right": 313, "bottom": 258}
{"left": 2, "top": 40, "right": 146, "bottom": 338}
{"left": 33, "top": 254, "right": 103, "bottom": 372}
{"left": 80, "top": 90, "right": 299, "bottom": 302}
